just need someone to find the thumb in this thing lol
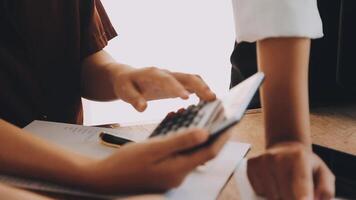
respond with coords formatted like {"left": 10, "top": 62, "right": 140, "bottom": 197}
{"left": 148, "top": 129, "right": 209, "bottom": 160}
{"left": 119, "top": 82, "right": 147, "bottom": 112}
{"left": 313, "top": 155, "right": 335, "bottom": 200}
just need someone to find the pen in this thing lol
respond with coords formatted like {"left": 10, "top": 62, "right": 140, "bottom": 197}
{"left": 99, "top": 132, "right": 133, "bottom": 148}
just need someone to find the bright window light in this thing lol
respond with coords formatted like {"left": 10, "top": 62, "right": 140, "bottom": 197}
{"left": 83, "top": 0, "right": 235, "bottom": 125}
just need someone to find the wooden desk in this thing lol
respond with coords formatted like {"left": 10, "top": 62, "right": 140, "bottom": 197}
{"left": 218, "top": 105, "right": 356, "bottom": 199}
{"left": 37, "top": 105, "right": 356, "bottom": 199}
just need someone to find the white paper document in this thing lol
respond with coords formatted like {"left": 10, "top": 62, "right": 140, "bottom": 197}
{"left": 0, "top": 120, "right": 250, "bottom": 199}
{"left": 24, "top": 120, "right": 154, "bottom": 159}
{"left": 167, "top": 142, "right": 250, "bottom": 200}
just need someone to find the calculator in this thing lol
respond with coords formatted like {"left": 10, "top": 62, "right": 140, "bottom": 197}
{"left": 149, "top": 72, "right": 264, "bottom": 145}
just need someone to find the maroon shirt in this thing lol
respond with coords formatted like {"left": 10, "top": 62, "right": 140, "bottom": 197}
{"left": 0, "top": 0, "right": 117, "bottom": 127}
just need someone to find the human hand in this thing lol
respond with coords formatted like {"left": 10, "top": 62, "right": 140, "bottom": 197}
{"left": 111, "top": 67, "right": 216, "bottom": 111}
{"left": 247, "top": 142, "right": 335, "bottom": 200}
{"left": 86, "top": 128, "right": 231, "bottom": 193}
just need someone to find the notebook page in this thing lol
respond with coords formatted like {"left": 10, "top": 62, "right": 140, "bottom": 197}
{"left": 24, "top": 120, "right": 154, "bottom": 159}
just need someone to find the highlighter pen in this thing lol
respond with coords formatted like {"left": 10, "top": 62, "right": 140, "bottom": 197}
{"left": 99, "top": 132, "right": 133, "bottom": 148}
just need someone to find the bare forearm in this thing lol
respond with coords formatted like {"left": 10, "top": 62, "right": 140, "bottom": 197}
{"left": 81, "top": 50, "right": 134, "bottom": 101}
{"left": 0, "top": 120, "right": 94, "bottom": 187}
{"left": 257, "top": 38, "right": 311, "bottom": 148}
{"left": 0, "top": 183, "right": 52, "bottom": 200}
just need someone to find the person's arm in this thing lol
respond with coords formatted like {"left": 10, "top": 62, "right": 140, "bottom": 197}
{"left": 0, "top": 183, "right": 52, "bottom": 200}
{"left": 232, "top": 0, "right": 335, "bottom": 198}
{"left": 80, "top": 50, "right": 130, "bottom": 101}
{"left": 81, "top": 50, "right": 216, "bottom": 112}
{"left": 0, "top": 119, "right": 230, "bottom": 193}
{"left": 246, "top": 38, "right": 335, "bottom": 200}
{"left": 0, "top": 120, "right": 94, "bottom": 187}
{"left": 257, "top": 38, "right": 311, "bottom": 148}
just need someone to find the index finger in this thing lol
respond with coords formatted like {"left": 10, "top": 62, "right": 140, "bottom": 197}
{"left": 172, "top": 72, "right": 216, "bottom": 101}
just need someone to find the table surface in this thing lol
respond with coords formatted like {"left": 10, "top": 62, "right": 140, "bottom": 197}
{"left": 219, "top": 104, "right": 356, "bottom": 200}
{"left": 37, "top": 104, "right": 356, "bottom": 199}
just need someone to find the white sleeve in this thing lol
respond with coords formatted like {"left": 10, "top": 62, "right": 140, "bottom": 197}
{"left": 232, "top": 0, "right": 323, "bottom": 43}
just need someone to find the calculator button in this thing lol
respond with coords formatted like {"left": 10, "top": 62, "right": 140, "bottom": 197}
{"left": 161, "top": 128, "right": 169, "bottom": 135}
{"left": 172, "top": 125, "right": 179, "bottom": 131}
{"left": 187, "top": 105, "right": 195, "bottom": 110}
{"left": 197, "top": 101, "right": 207, "bottom": 108}
{"left": 177, "top": 108, "right": 186, "bottom": 114}
{"left": 167, "top": 112, "right": 176, "bottom": 119}
{"left": 183, "top": 120, "right": 193, "bottom": 127}
{"left": 150, "top": 102, "right": 209, "bottom": 137}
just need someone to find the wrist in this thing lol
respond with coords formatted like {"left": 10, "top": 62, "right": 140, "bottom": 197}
{"left": 107, "top": 63, "right": 134, "bottom": 80}
{"left": 106, "top": 63, "right": 135, "bottom": 97}
{"left": 59, "top": 156, "right": 99, "bottom": 190}
{"left": 75, "top": 159, "right": 122, "bottom": 193}
{"left": 266, "top": 134, "right": 312, "bottom": 151}
{"left": 267, "top": 141, "right": 313, "bottom": 155}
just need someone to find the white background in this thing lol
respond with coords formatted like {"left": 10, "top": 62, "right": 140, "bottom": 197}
{"left": 83, "top": 0, "right": 235, "bottom": 125}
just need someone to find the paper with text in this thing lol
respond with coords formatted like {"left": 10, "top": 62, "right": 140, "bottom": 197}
{"left": 24, "top": 120, "right": 155, "bottom": 159}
